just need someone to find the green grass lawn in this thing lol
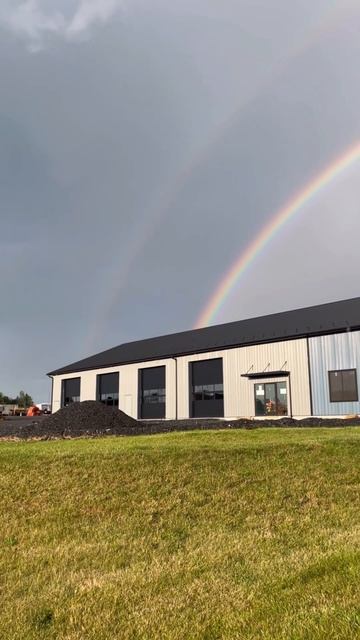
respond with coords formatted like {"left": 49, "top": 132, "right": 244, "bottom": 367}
{"left": 1, "top": 428, "right": 360, "bottom": 640}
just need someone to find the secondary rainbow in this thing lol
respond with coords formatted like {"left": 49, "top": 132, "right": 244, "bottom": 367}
{"left": 195, "top": 140, "right": 360, "bottom": 328}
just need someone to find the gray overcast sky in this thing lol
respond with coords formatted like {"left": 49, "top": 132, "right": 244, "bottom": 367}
{"left": 1, "top": 0, "right": 360, "bottom": 401}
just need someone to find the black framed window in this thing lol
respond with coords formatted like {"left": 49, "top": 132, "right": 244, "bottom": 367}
{"left": 328, "top": 369, "right": 358, "bottom": 402}
{"left": 190, "top": 359, "right": 224, "bottom": 418}
{"left": 255, "top": 382, "right": 288, "bottom": 416}
{"left": 61, "top": 377, "right": 80, "bottom": 407}
{"left": 97, "top": 372, "right": 119, "bottom": 408}
{"left": 139, "top": 366, "right": 166, "bottom": 419}
{"left": 142, "top": 388, "right": 166, "bottom": 403}
{"left": 193, "top": 384, "right": 224, "bottom": 401}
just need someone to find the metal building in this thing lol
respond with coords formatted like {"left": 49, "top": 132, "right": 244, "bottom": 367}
{"left": 48, "top": 297, "right": 360, "bottom": 420}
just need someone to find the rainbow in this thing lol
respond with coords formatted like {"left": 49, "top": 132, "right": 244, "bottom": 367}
{"left": 195, "top": 140, "right": 360, "bottom": 328}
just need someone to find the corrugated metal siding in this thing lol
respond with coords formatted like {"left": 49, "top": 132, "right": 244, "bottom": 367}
{"left": 52, "top": 366, "right": 122, "bottom": 414}
{"left": 309, "top": 331, "right": 360, "bottom": 416}
{"left": 233, "top": 339, "right": 310, "bottom": 418}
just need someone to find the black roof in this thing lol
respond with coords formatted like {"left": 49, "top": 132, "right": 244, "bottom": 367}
{"left": 48, "top": 297, "right": 360, "bottom": 376}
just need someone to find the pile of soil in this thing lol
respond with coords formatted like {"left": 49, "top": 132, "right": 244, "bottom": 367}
{"left": 0, "top": 401, "right": 137, "bottom": 439}
{"left": 1, "top": 402, "right": 360, "bottom": 440}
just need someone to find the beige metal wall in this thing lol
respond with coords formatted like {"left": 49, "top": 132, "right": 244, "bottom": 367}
{"left": 51, "top": 358, "right": 176, "bottom": 419}
{"left": 176, "top": 338, "right": 311, "bottom": 418}
{"left": 51, "top": 337, "right": 311, "bottom": 419}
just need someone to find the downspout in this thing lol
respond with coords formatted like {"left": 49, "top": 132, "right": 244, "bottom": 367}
{"left": 48, "top": 375, "right": 54, "bottom": 413}
{"left": 306, "top": 337, "right": 314, "bottom": 417}
{"left": 288, "top": 373, "right": 293, "bottom": 418}
{"left": 172, "top": 357, "right": 178, "bottom": 420}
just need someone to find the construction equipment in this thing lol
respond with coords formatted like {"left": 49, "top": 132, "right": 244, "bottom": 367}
{"left": 26, "top": 405, "right": 42, "bottom": 417}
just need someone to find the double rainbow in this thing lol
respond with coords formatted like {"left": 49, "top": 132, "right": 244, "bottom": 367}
{"left": 195, "top": 141, "right": 360, "bottom": 328}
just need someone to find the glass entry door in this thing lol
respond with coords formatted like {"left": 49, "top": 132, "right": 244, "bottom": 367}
{"left": 255, "top": 381, "right": 288, "bottom": 416}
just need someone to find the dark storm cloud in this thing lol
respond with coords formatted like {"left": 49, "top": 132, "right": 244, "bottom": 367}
{"left": 1, "top": 1, "right": 360, "bottom": 400}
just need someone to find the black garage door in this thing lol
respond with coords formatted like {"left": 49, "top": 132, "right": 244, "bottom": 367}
{"left": 138, "top": 366, "right": 166, "bottom": 419}
{"left": 189, "top": 359, "right": 224, "bottom": 418}
{"left": 61, "top": 377, "right": 81, "bottom": 407}
{"left": 96, "top": 372, "right": 119, "bottom": 408}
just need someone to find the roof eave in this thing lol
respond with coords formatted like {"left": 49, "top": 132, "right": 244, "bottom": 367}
{"left": 47, "top": 324, "right": 359, "bottom": 377}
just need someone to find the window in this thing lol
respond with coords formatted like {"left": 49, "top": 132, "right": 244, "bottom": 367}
{"left": 328, "top": 370, "right": 358, "bottom": 402}
{"left": 142, "top": 388, "right": 166, "bottom": 403}
{"left": 97, "top": 372, "right": 119, "bottom": 408}
{"left": 61, "top": 377, "right": 80, "bottom": 407}
{"left": 193, "top": 384, "right": 224, "bottom": 401}
{"left": 139, "top": 366, "right": 166, "bottom": 419}
{"left": 190, "top": 359, "right": 224, "bottom": 418}
{"left": 255, "top": 382, "right": 288, "bottom": 416}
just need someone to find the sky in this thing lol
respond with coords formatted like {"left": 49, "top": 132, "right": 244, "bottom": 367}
{"left": 1, "top": 0, "right": 360, "bottom": 402}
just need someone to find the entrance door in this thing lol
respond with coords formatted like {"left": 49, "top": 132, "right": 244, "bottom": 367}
{"left": 255, "top": 381, "right": 288, "bottom": 416}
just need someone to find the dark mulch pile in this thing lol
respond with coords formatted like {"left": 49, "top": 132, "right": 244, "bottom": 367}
{"left": 153, "top": 416, "right": 360, "bottom": 432}
{"left": 1, "top": 401, "right": 360, "bottom": 440}
{"left": 0, "top": 401, "right": 136, "bottom": 439}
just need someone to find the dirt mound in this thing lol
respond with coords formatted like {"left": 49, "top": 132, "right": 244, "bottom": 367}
{"left": 2, "top": 401, "right": 137, "bottom": 439}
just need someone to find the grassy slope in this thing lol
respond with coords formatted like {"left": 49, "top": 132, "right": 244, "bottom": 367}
{"left": 1, "top": 429, "right": 360, "bottom": 640}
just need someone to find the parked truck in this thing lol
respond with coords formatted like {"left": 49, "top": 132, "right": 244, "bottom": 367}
{"left": 0, "top": 404, "right": 27, "bottom": 416}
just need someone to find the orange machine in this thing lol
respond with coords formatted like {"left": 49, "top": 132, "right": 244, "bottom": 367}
{"left": 26, "top": 405, "right": 42, "bottom": 417}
